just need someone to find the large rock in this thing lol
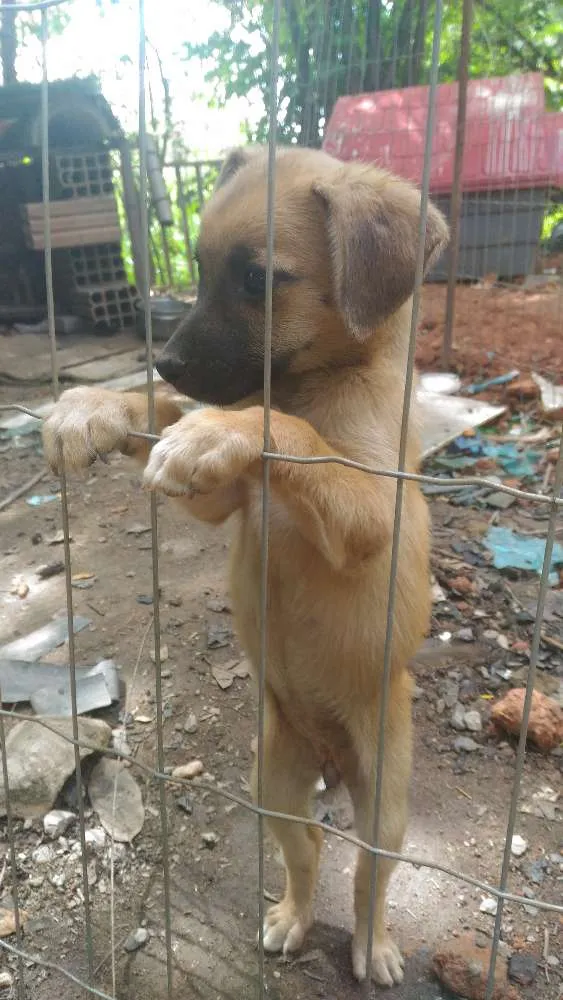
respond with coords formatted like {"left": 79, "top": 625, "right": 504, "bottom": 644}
{"left": 490, "top": 688, "right": 563, "bottom": 752}
{"left": 88, "top": 757, "right": 144, "bottom": 842}
{"left": 0, "top": 717, "right": 111, "bottom": 818}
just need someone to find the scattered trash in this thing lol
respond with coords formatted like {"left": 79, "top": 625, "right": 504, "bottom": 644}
{"left": 510, "top": 834, "right": 528, "bottom": 857}
{"left": 172, "top": 760, "right": 204, "bottom": 780}
{"left": 0, "top": 906, "right": 29, "bottom": 939}
{"left": 508, "top": 953, "right": 537, "bottom": 987}
{"left": 483, "top": 526, "right": 563, "bottom": 581}
{"left": 532, "top": 372, "right": 563, "bottom": 421}
{"left": 465, "top": 370, "right": 520, "bottom": 395}
{"left": 71, "top": 572, "right": 96, "bottom": 589}
{"left": 26, "top": 493, "right": 59, "bottom": 507}
{"left": 519, "top": 785, "right": 559, "bottom": 821}
{"left": 505, "top": 376, "right": 540, "bottom": 402}
{"left": 124, "top": 927, "right": 149, "bottom": 952}
{"left": 432, "top": 932, "right": 519, "bottom": 1000}
{"left": 43, "top": 809, "right": 76, "bottom": 839}
{"left": 419, "top": 372, "right": 462, "bottom": 395}
{"left": 36, "top": 561, "right": 65, "bottom": 579}
{"left": 0, "top": 657, "right": 119, "bottom": 716}
{"left": 0, "top": 615, "right": 90, "bottom": 662}
{"left": 418, "top": 390, "right": 505, "bottom": 459}
{"left": 0, "top": 717, "right": 111, "bottom": 818}
{"left": 88, "top": 758, "right": 145, "bottom": 843}
{"left": 490, "top": 688, "right": 563, "bottom": 752}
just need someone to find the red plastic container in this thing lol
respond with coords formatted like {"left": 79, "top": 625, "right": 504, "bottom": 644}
{"left": 323, "top": 73, "right": 563, "bottom": 193}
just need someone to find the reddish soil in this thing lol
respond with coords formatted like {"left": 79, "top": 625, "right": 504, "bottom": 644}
{"left": 417, "top": 281, "right": 562, "bottom": 383}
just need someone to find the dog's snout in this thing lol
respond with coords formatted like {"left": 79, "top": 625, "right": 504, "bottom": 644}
{"left": 155, "top": 354, "right": 187, "bottom": 385}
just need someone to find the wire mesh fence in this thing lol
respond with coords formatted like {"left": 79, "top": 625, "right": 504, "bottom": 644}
{"left": 0, "top": 0, "right": 561, "bottom": 999}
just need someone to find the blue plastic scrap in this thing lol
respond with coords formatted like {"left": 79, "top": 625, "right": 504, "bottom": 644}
{"left": 448, "top": 433, "right": 541, "bottom": 478}
{"left": 484, "top": 525, "right": 563, "bottom": 581}
{"left": 465, "top": 370, "right": 520, "bottom": 395}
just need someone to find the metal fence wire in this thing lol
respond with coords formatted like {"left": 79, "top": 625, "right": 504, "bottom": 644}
{"left": 0, "top": 0, "right": 562, "bottom": 999}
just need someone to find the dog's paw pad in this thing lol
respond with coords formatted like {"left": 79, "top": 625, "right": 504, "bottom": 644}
{"left": 260, "top": 902, "right": 310, "bottom": 955}
{"left": 352, "top": 935, "right": 404, "bottom": 986}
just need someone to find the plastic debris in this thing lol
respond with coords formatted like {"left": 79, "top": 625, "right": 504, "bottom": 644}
{"left": 465, "top": 370, "right": 520, "bottom": 395}
{"left": 26, "top": 493, "right": 60, "bottom": 507}
{"left": 0, "top": 656, "right": 119, "bottom": 715}
{"left": 0, "top": 616, "right": 90, "bottom": 662}
{"left": 483, "top": 525, "right": 563, "bottom": 580}
{"left": 532, "top": 372, "right": 563, "bottom": 421}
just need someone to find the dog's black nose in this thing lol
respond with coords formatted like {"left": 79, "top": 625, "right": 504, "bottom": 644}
{"left": 155, "top": 355, "right": 187, "bottom": 385}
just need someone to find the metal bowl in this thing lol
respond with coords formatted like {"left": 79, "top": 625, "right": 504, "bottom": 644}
{"left": 135, "top": 296, "right": 191, "bottom": 342}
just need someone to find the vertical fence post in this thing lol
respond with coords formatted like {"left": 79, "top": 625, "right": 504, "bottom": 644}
{"left": 442, "top": 0, "right": 473, "bottom": 368}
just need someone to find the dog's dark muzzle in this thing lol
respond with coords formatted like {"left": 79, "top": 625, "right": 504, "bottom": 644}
{"left": 155, "top": 312, "right": 264, "bottom": 406}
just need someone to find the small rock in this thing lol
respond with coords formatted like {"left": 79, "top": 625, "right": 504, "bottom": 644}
{"left": 454, "top": 736, "right": 480, "bottom": 753}
{"left": 0, "top": 970, "right": 14, "bottom": 988}
{"left": 510, "top": 834, "right": 527, "bottom": 857}
{"left": 508, "top": 952, "right": 537, "bottom": 986}
{"left": 451, "top": 703, "right": 467, "bottom": 731}
{"left": 206, "top": 598, "right": 231, "bottom": 613}
{"left": 150, "top": 644, "right": 168, "bottom": 663}
{"left": 172, "top": 760, "right": 204, "bottom": 780}
{"left": 32, "top": 845, "right": 55, "bottom": 864}
{"left": 0, "top": 906, "right": 28, "bottom": 938}
{"left": 444, "top": 682, "right": 460, "bottom": 709}
{"left": 124, "top": 927, "right": 149, "bottom": 952}
{"left": 456, "top": 627, "right": 475, "bottom": 642}
{"left": 464, "top": 710, "right": 482, "bottom": 733}
{"left": 201, "top": 831, "right": 218, "bottom": 849}
{"left": 36, "top": 562, "right": 65, "bottom": 580}
{"left": 479, "top": 897, "right": 498, "bottom": 915}
{"left": 448, "top": 576, "right": 476, "bottom": 597}
{"left": 176, "top": 794, "right": 193, "bottom": 814}
{"left": 491, "top": 688, "right": 563, "bottom": 752}
{"left": 412, "top": 685, "right": 424, "bottom": 701}
{"left": 85, "top": 828, "right": 106, "bottom": 851}
{"left": 183, "top": 713, "right": 198, "bottom": 734}
{"left": 43, "top": 809, "right": 76, "bottom": 838}
{"left": 546, "top": 955, "right": 559, "bottom": 968}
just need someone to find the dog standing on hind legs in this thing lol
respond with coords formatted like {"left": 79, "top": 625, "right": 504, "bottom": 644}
{"left": 42, "top": 145, "right": 448, "bottom": 987}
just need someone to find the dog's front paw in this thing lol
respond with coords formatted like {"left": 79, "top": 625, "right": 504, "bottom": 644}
{"left": 352, "top": 933, "right": 405, "bottom": 987}
{"left": 42, "top": 388, "right": 135, "bottom": 474}
{"left": 143, "top": 407, "right": 263, "bottom": 497}
{"left": 260, "top": 899, "right": 312, "bottom": 956}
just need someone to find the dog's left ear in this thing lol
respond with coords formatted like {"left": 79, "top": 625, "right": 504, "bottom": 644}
{"left": 313, "top": 171, "right": 449, "bottom": 340}
{"left": 214, "top": 146, "right": 265, "bottom": 191}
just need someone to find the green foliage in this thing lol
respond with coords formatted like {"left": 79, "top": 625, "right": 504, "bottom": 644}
{"left": 183, "top": 0, "right": 563, "bottom": 146}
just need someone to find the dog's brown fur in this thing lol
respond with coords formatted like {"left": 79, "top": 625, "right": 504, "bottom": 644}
{"left": 42, "top": 146, "right": 448, "bottom": 987}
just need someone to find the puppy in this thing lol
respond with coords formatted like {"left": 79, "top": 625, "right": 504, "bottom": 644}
{"left": 43, "top": 146, "right": 448, "bottom": 987}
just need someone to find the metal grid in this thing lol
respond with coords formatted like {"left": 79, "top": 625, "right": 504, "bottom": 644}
{"left": 0, "top": 1, "right": 561, "bottom": 999}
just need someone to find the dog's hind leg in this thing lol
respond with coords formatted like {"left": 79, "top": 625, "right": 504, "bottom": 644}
{"left": 343, "top": 690, "right": 412, "bottom": 987}
{"left": 251, "top": 698, "right": 323, "bottom": 956}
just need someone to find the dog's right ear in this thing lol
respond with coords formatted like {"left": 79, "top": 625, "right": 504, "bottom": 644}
{"left": 214, "top": 147, "right": 263, "bottom": 191}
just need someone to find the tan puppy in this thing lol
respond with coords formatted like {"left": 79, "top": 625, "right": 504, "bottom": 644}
{"left": 43, "top": 146, "right": 448, "bottom": 988}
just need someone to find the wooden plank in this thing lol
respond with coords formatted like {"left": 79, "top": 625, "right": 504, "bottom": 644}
{"left": 27, "top": 213, "right": 119, "bottom": 234}
{"left": 27, "top": 226, "right": 122, "bottom": 250}
{"left": 23, "top": 196, "right": 117, "bottom": 219}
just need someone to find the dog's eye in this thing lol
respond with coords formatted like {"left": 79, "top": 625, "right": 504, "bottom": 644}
{"left": 243, "top": 267, "right": 266, "bottom": 298}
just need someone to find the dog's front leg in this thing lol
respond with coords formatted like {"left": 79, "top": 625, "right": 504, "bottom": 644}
{"left": 143, "top": 405, "right": 395, "bottom": 569}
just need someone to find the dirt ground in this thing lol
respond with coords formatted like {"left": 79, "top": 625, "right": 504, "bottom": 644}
{"left": 0, "top": 282, "right": 562, "bottom": 1000}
